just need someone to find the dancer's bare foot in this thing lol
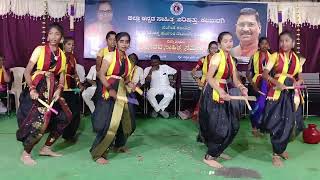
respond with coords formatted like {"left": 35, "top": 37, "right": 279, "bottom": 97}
{"left": 203, "top": 154, "right": 223, "bottom": 168}
{"left": 272, "top": 154, "right": 283, "bottom": 167}
{"left": 21, "top": 151, "right": 37, "bottom": 166}
{"left": 39, "top": 146, "right": 62, "bottom": 157}
{"left": 252, "top": 128, "right": 262, "bottom": 137}
{"left": 96, "top": 157, "right": 108, "bottom": 164}
{"left": 280, "top": 151, "right": 289, "bottom": 160}
{"left": 113, "top": 146, "right": 129, "bottom": 153}
{"left": 219, "top": 153, "right": 232, "bottom": 160}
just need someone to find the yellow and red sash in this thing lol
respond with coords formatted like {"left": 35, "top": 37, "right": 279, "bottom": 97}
{"left": 129, "top": 65, "right": 137, "bottom": 82}
{"left": 64, "top": 52, "right": 77, "bottom": 89}
{"left": 98, "top": 47, "right": 112, "bottom": 58}
{"left": 212, "top": 50, "right": 235, "bottom": 102}
{"left": 103, "top": 47, "right": 110, "bottom": 58}
{"left": 267, "top": 50, "right": 300, "bottom": 100}
{"left": 102, "top": 49, "right": 132, "bottom": 99}
{"left": 31, "top": 45, "right": 66, "bottom": 87}
{"left": 252, "top": 50, "right": 271, "bottom": 85}
{"left": 0, "top": 68, "right": 4, "bottom": 85}
{"left": 200, "top": 54, "right": 213, "bottom": 84}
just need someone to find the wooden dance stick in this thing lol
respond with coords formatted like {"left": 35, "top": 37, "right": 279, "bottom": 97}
{"left": 258, "top": 91, "right": 266, "bottom": 96}
{"left": 285, "top": 85, "right": 306, "bottom": 90}
{"left": 37, "top": 98, "right": 58, "bottom": 115}
{"left": 49, "top": 98, "right": 56, "bottom": 107}
{"left": 135, "top": 87, "right": 143, "bottom": 95}
{"left": 229, "top": 96, "right": 257, "bottom": 101}
{"left": 229, "top": 96, "right": 256, "bottom": 111}
{"left": 244, "top": 99, "right": 252, "bottom": 111}
{"left": 49, "top": 95, "right": 60, "bottom": 107}
{"left": 64, "top": 88, "right": 81, "bottom": 93}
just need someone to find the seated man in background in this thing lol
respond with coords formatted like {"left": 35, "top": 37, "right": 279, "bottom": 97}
{"left": 128, "top": 53, "right": 144, "bottom": 87}
{"left": 82, "top": 65, "right": 97, "bottom": 113}
{"left": 76, "top": 64, "right": 86, "bottom": 84}
{"left": 0, "top": 54, "right": 11, "bottom": 113}
{"left": 128, "top": 53, "right": 145, "bottom": 114}
{"left": 144, "top": 55, "right": 177, "bottom": 118}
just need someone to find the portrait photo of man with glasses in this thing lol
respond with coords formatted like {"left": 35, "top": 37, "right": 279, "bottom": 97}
{"left": 231, "top": 8, "right": 262, "bottom": 63}
{"left": 84, "top": 0, "right": 115, "bottom": 58}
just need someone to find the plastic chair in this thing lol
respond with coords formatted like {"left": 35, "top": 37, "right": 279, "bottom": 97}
{"left": 0, "top": 84, "right": 10, "bottom": 115}
{"left": 9, "top": 67, "right": 25, "bottom": 112}
{"left": 76, "top": 64, "right": 87, "bottom": 114}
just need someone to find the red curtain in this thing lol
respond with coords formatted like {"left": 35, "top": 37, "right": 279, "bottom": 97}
{"left": 1, "top": 17, "right": 319, "bottom": 73}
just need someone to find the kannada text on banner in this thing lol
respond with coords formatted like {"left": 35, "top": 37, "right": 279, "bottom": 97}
{"left": 84, "top": 0, "right": 267, "bottom": 62}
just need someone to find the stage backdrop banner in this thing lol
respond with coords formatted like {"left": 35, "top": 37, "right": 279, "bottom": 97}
{"left": 84, "top": 0, "right": 267, "bottom": 62}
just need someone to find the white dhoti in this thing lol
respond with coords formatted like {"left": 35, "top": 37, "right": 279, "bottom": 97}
{"left": 147, "top": 86, "right": 175, "bottom": 112}
{"left": 82, "top": 86, "right": 96, "bottom": 113}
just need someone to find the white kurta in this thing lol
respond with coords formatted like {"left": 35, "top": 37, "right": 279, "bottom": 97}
{"left": 144, "top": 65, "right": 177, "bottom": 112}
{"left": 82, "top": 65, "right": 97, "bottom": 113}
{"left": 132, "top": 66, "right": 145, "bottom": 86}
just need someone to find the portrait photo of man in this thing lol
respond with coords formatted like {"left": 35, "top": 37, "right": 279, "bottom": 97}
{"left": 84, "top": 0, "right": 115, "bottom": 58}
{"left": 231, "top": 8, "right": 261, "bottom": 63}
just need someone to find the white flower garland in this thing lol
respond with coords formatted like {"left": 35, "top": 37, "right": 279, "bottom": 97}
{"left": 0, "top": 0, "right": 84, "bottom": 20}
{"left": 0, "top": 0, "right": 319, "bottom": 26}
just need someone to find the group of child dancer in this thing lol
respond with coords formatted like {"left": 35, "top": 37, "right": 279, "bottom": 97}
{"left": 16, "top": 23, "right": 304, "bottom": 169}
{"left": 197, "top": 31, "right": 304, "bottom": 168}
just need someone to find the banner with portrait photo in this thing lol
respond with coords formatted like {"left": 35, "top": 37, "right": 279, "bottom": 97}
{"left": 84, "top": 0, "right": 267, "bottom": 63}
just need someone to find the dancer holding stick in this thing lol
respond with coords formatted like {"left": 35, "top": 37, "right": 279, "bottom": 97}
{"left": 90, "top": 32, "right": 137, "bottom": 164}
{"left": 261, "top": 31, "right": 305, "bottom": 167}
{"left": 16, "top": 23, "right": 72, "bottom": 166}
{"left": 199, "top": 32, "right": 248, "bottom": 168}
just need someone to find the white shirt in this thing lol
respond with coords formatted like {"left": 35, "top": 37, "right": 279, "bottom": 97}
{"left": 76, "top": 64, "right": 86, "bottom": 83}
{"left": 144, "top": 64, "right": 177, "bottom": 88}
{"left": 132, "top": 66, "right": 145, "bottom": 85}
{"left": 86, "top": 65, "right": 97, "bottom": 81}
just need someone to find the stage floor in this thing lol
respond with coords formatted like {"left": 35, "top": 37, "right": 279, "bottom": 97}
{"left": 0, "top": 114, "right": 319, "bottom": 180}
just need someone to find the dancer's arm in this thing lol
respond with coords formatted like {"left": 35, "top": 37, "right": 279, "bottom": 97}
{"left": 96, "top": 48, "right": 104, "bottom": 72}
{"left": 191, "top": 57, "right": 203, "bottom": 78}
{"left": 52, "top": 71, "right": 65, "bottom": 100}
{"left": 1, "top": 65, "right": 11, "bottom": 83}
{"left": 262, "top": 53, "right": 286, "bottom": 90}
{"left": 25, "top": 46, "right": 41, "bottom": 100}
